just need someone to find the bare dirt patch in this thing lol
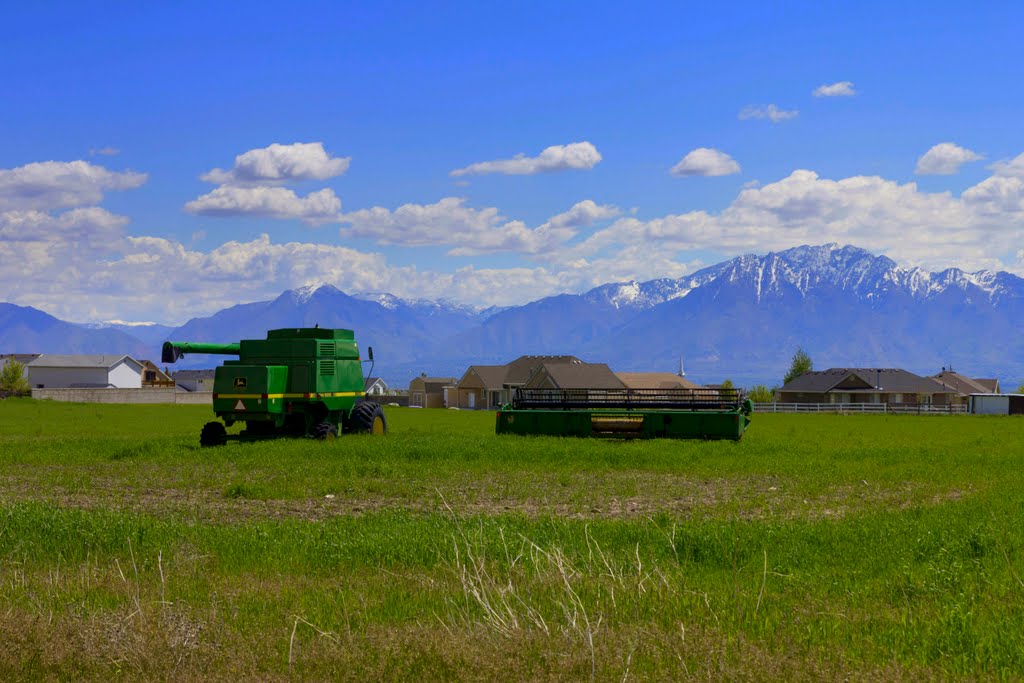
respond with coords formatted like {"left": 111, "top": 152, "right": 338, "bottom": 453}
{"left": 0, "top": 473, "right": 973, "bottom": 523}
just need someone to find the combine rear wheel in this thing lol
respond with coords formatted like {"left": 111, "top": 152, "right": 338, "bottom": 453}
{"left": 350, "top": 401, "right": 387, "bottom": 434}
{"left": 200, "top": 421, "right": 227, "bottom": 447}
{"left": 313, "top": 422, "right": 338, "bottom": 441}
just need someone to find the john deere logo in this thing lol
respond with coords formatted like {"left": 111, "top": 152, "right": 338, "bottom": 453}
{"left": 233, "top": 377, "right": 247, "bottom": 389}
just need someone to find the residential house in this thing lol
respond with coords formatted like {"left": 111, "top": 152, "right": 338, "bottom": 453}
{"left": 451, "top": 355, "right": 583, "bottom": 409}
{"left": 364, "top": 377, "right": 388, "bottom": 396}
{"left": 776, "top": 368, "right": 959, "bottom": 405}
{"left": 615, "top": 372, "right": 701, "bottom": 390}
{"left": 930, "top": 370, "right": 1001, "bottom": 404}
{"left": 139, "top": 360, "right": 175, "bottom": 387}
{"left": 170, "top": 369, "right": 215, "bottom": 392}
{"left": 27, "top": 355, "right": 144, "bottom": 389}
{"left": 451, "top": 365, "right": 510, "bottom": 410}
{"left": 408, "top": 376, "right": 455, "bottom": 408}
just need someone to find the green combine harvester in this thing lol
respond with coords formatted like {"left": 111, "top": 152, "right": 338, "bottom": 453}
{"left": 162, "top": 327, "right": 386, "bottom": 446}
{"left": 495, "top": 387, "right": 752, "bottom": 440}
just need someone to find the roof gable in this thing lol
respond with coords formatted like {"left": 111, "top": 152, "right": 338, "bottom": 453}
{"left": 930, "top": 371, "right": 994, "bottom": 396}
{"left": 504, "top": 355, "right": 582, "bottom": 385}
{"left": 525, "top": 362, "right": 625, "bottom": 390}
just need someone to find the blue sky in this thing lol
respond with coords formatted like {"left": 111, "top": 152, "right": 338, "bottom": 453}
{"left": 2, "top": 2, "right": 1023, "bottom": 323}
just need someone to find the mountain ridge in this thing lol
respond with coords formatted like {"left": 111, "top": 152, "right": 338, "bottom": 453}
{"left": 2, "top": 244, "right": 1022, "bottom": 386}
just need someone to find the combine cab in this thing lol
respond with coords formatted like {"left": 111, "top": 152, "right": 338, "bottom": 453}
{"left": 496, "top": 387, "right": 752, "bottom": 440}
{"left": 162, "top": 328, "right": 386, "bottom": 446}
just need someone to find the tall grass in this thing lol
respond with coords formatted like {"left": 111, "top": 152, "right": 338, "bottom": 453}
{"left": 0, "top": 398, "right": 1023, "bottom": 679}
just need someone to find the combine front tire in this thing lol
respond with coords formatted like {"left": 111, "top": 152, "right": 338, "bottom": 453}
{"left": 313, "top": 422, "right": 338, "bottom": 441}
{"left": 200, "top": 421, "right": 227, "bottom": 447}
{"left": 350, "top": 401, "right": 387, "bottom": 435}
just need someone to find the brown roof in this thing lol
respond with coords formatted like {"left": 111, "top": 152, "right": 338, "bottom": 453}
{"left": 779, "top": 368, "right": 956, "bottom": 395}
{"left": 975, "top": 378, "right": 1000, "bottom": 393}
{"left": 930, "top": 371, "right": 992, "bottom": 396}
{"left": 462, "top": 365, "right": 508, "bottom": 390}
{"left": 615, "top": 372, "right": 701, "bottom": 390}
{"left": 503, "top": 355, "right": 582, "bottom": 385}
{"left": 526, "top": 362, "right": 625, "bottom": 390}
{"left": 410, "top": 377, "right": 455, "bottom": 391}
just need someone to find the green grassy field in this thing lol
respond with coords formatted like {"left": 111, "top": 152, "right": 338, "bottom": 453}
{"left": 1, "top": 399, "right": 1023, "bottom": 680}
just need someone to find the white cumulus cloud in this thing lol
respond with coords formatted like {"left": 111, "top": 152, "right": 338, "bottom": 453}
{"left": 989, "top": 151, "right": 1024, "bottom": 178}
{"left": 670, "top": 148, "right": 741, "bottom": 177}
{"left": 915, "top": 142, "right": 984, "bottom": 175}
{"left": 450, "top": 141, "right": 602, "bottom": 177}
{"left": 342, "top": 197, "right": 617, "bottom": 255}
{"left": 738, "top": 104, "right": 799, "bottom": 123}
{"left": 560, "top": 168, "right": 1024, "bottom": 274}
{"left": 0, "top": 160, "right": 147, "bottom": 211}
{"left": 201, "top": 142, "right": 350, "bottom": 185}
{"left": 812, "top": 81, "right": 856, "bottom": 97}
{"left": 185, "top": 186, "right": 342, "bottom": 225}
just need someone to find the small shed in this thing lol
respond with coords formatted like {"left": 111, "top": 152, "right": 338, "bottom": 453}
{"left": 27, "top": 355, "right": 144, "bottom": 389}
{"left": 969, "top": 394, "right": 1024, "bottom": 415}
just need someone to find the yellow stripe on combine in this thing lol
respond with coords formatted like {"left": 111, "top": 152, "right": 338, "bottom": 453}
{"left": 214, "top": 391, "right": 365, "bottom": 399}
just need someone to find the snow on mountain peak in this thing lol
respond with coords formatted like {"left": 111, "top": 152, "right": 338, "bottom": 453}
{"left": 292, "top": 282, "right": 336, "bottom": 303}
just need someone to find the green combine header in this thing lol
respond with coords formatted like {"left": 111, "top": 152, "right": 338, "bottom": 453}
{"left": 496, "top": 387, "right": 752, "bottom": 440}
{"left": 162, "top": 327, "right": 386, "bottom": 446}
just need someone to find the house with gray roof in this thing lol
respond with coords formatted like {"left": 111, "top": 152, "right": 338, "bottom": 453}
{"left": 777, "top": 368, "right": 959, "bottom": 405}
{"left": 364, "top": 376, "right": 388, "bottom": 396}
{"left": 27, "top": 354, "right": 144, "bottom": 389}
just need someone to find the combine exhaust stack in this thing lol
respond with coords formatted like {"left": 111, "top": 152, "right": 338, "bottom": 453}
{"left": 496, "top": 387, "right": 752, "bottom": 440}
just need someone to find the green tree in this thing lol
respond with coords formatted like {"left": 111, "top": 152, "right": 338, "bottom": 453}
{"left": 783, "top": 347, "right": 813, "bottom": 385}
{"left": 747, "top": 385, "right": 775, "bottom": 403}
{"left": 720, "top": 379, "right": 734, "bottom": 390}
{"left": 0, "top": 360, "right": 30, "bottom": 397}
{"left": 1017, "top": 384, "right": 1024, "bottom": 394}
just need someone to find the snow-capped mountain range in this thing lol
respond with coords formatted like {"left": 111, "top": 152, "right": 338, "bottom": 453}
{"left": 2, "top": 244, "right": 1022, "bottom": 386}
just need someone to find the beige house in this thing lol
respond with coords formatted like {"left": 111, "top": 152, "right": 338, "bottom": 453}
{"left": 408, "top": 376, "right": 455, "bottom": 408}
{"left": 615, "top": 372, "right": 701, "bottom": 390}
{"left": 450, "top": 365, "right": 509, "bottom": 410}
{"left": 451, "top": 356, "right": 583, "bottom": 409}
